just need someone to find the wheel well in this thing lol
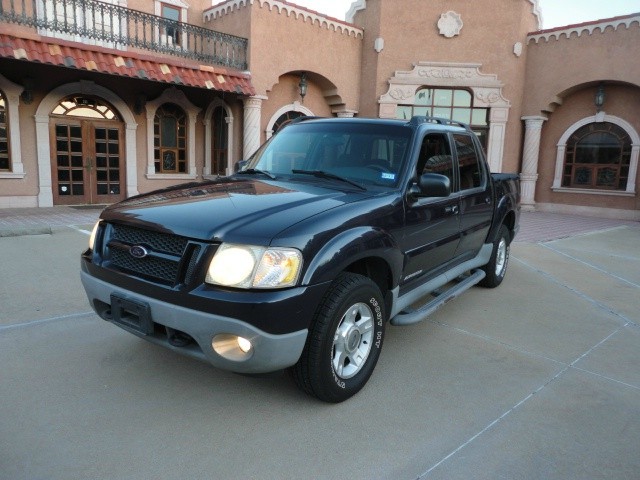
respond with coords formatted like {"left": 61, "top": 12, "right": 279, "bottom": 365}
{"left": 345, "top": 257, "right": 391, "bottom": 292}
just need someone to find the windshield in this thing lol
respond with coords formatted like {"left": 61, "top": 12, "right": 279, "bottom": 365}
{"left": 244, "top": 122, "right": 412, "bottom": 188}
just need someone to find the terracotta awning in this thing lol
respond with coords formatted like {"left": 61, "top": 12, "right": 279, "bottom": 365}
{"left": 0, "top": 33, "right": 255, "bottom": 96}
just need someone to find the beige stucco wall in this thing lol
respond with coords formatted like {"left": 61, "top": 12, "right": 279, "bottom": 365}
{"left": 350, "top": 0, "right": 540, "bottom": 173}
{"left": 535, "top": 84, "right": 640, "bottom": 212}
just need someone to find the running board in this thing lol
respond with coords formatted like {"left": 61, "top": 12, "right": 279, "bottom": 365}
{"left": 390, "top": 269, "right": 486, "bottom": 326}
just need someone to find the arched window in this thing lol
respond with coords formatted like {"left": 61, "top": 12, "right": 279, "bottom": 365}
{"left": 397, "top": 88, "right": 489, "bottom": 149}
{"left": 0, "top": 91, "right": 8, "bottom": 171}
{"left": 273, "top": 110, "right": 305, "bottom": 134}
{"left": 154, "top": 103, "right": 187, "bottom": 173}
{"left": 562, "top": 122, "right": 632, "bottom": 190}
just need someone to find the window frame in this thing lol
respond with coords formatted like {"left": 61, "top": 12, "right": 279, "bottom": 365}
{"left": 153, "top": 103, "right": 187, "bottom": 174}
{"left": 0, "top": 76, "right": 25, "bottom": 179}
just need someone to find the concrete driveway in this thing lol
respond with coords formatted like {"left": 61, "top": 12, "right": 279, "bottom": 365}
{"left": 1, "top": 216, "right": 639, "bottom": 479}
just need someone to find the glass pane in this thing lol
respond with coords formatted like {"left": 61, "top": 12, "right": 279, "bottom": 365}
{"left": 109, "top": 157, "right": 119, "bottom": 168}
{"left": 108, "top": 129, "right": 119, "bottom": 140}
{"left": 71, "top": 141, "right": 83, "bottom": 152}
{"left": 434, "top": 89, "right": 453, "bottom": 106}
{"left": 433, "top": 107, "right": 451, "bottom": 119}
{"left": 453, "top": 90, "right": 472, "bottom": 107}
{"left": 162, "top": 5, "right": 180, "bottom": 21}
{"left": 58, "top": 170, "right": 70, "bottom": 181}
{"left": 0, "top": 157, "right": 9, "bottom": 170}
{"left": 55, "top": 125, "right": 67, "bottom": 136}
{"left": 97, "top": 184, "right": 108, "bottom": 195}
{"left": 161, "top": 117, "right": 177, "bottom": 147}
{"left": 110, "top": 170, "right": 120, "bottom": 181}
{"left": 596, "top": 167, "right": 617, "bottom": 187}
{"left": 71, "top": 156, "right": 83, "bottom": 167}
{"left": 96, "top": 142, "right": 107, "bottom": 154}
{"left": 59, "top": 184, "right": 70, "bottom": 195}
{"left": 108, "top": 143, "right": 118, "bottom": 154}
{"left": 56, "top": 140, "right": 68, "bottom": 152}
{"left": 396, "top": 106, "right": 412, "bottom": 120}
{"left": 162, "top": 151, "right": 176, "bottom": 171}
{"left": 471, "top": 109, "right": 488, "bottom": 126}
{"left": 72, "top": 184, "right": 84, "bottom": 195}
{"left": 96, "top": 157, "right": 107, "bottom": 168}
{"left": 70, "top": 126, "right": 81, "bottom": 138}
{"left": 454, "top": 134, "right": 482, "bottom": 190}
{"left": 574, "top": 167, "right": 592, "bottom": 185}
{"left": 71, "top": 169, "right": 84, "bottom": 181}
{"left": 57, "top": 155, "right": 68, "bottom": 167}
{"left": 415, "top": 89, "right": 433, "bottom": 106}
{"left": 95, "top": 129, "right": 106, "bottom": 140}
{"left": 413, "top": 107, "right": 430, "bottom": 117}
{"left": 97, "top": 170, "right": 107, "bottom": 181}
{"left": 452, "top": 108, "right": 471, "bottom": 123}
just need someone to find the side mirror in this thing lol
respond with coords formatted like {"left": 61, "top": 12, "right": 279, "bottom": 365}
{"left": 234, "top": 160, "right": 248, "bottom": 172}
{"left": 412, "top": 173, "right": 451, "bottom": 199}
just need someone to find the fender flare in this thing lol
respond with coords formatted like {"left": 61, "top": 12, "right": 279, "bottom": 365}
{"left": 301, "top": 227, "right": 404, "bottom": 288}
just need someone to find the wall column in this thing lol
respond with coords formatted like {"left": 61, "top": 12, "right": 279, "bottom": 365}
{"left": 243, "top": 96, "right": 267, "bottom": 159}
{"left": 520, "top": 116, "right": 547, "bottom": 211}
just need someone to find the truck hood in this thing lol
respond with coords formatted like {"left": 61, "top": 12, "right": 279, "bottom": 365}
{"left": 100, "top": 177, "right": 370, "bottom": 244}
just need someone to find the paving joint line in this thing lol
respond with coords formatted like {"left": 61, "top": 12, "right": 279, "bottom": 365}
{"left": 414, "top": 324, "right": 630, "bottom": 479}
{"left": 0, "top": 311, "right": 95, "bottom": 332}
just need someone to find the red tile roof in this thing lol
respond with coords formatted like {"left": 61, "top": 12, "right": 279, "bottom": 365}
{"left": 0, "top": 33, "right": 255, "bottom": 96}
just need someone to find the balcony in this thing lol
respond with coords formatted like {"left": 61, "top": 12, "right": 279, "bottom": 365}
{"left": 0, "top": 0, "right": 248, "bottom": 70}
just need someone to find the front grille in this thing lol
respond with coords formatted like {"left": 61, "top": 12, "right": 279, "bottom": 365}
{"left": 102, "top": 223, "right": 208, "bottom": 285}
{"left": 112, "top": 224, "right": 188, "bottom": 256}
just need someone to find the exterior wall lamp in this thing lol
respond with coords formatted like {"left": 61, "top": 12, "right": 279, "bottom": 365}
{"left": 20, "top": 78, "right": 34, "bottom": 105}
{"left": 595, "top": 83, "right": 605, "bottom": 112}
{"left": 299, "top": 72, "right": 308, "bottom": 103}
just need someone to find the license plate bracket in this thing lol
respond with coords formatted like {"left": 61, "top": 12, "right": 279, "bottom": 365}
{"left": 110, "top": 294, "right": 154, "bottom": 335}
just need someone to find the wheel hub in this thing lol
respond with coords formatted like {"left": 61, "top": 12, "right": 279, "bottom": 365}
{"left": 332, "top": 303, "right": 375, "bottom": 380}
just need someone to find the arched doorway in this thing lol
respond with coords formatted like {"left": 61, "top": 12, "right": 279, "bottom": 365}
{"left": 50, "top": 95, "right": 125, "bottom": 205}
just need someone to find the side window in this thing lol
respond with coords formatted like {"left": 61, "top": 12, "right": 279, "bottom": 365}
{"left": 0, "top": 90, "right": 9, "bottom": 171}
{"left": 453, "top": 134, "right": 484, "bottom": 190}
{"left": 417, "top": 133, "right": 454, "bottom": 188}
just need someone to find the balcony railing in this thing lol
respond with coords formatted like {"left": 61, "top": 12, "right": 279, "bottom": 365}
{"left": 0, "top": 0, "right": 248, "bottom": 70}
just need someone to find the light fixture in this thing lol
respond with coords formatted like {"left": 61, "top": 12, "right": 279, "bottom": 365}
{"left": 298, "top": 72, "right": 308, "bottom": 103}
{"left": 134, "top": 94, "right": 147, "bottom": 115}
{"left": 20, "top": 78, "right": 34, "bottom": 105}
{"left": 595, "top": 83, "right": 605, "bottom": 112}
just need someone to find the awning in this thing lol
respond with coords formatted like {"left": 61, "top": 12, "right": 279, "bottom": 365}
{"left": 0, "top": 33, "right": 255, "bottom": 96}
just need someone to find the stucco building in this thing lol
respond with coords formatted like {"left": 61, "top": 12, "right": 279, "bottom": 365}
{"left": 0, "top": 0, "right": 638, "bottom": 219}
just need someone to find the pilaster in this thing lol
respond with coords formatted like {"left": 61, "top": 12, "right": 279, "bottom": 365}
{"left": 520, "top": 116, "right": 547, "bottom": 211}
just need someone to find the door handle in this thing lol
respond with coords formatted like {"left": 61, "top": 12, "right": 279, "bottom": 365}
{"left": 84, "top": 158, "right": 93, "bottom": 172}
{"left": 445, "top": 205, "right": 459, "bottom": 215}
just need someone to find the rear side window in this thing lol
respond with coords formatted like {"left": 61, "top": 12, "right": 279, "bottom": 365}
{"left": 453, "top": 134, "right": 484, "bottom": 190}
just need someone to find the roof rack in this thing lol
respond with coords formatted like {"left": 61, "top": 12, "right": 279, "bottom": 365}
{"left": 408, "top": 116, "right": 473, "bottom": 132}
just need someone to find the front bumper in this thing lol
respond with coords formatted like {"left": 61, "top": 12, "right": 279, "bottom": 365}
{"left": 81, "top": 271, "right": 311, "bottom": 374}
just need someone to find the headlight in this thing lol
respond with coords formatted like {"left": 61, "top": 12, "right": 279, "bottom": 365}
{"left": 88, "top": 221, "right": 100, "bottom": 250}
{"left": 206, "top": 244, "right": 303, "bottom": 289}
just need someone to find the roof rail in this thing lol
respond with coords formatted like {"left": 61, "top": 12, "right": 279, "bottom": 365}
{"left": 408, "top": 116, "right": 472, "bottom": 132}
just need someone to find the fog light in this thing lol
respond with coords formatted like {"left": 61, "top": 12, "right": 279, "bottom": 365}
{"left": 211, "top": 334, "right": 254, "bottom": 362}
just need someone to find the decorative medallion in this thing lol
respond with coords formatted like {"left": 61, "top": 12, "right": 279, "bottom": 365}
{"left": 437, "top": 11, "right": 463, "bottom": 38}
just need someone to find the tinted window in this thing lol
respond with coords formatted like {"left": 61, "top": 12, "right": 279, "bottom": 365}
{"left": 453, "top": 134, "right": 483, "bottom": 190}
{"left": 417, "top": 133, "right": 454, "bottom": 188}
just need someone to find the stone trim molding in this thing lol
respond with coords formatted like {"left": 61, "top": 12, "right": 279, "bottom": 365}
{"left": 34, "top": 80, "right": 138, "bottom": 207}
{"left": 145, "top": 87, "right": 201, "bottom": 180}
{"left": 437, "top": 11, "right": 463, "bottom": 38}
{"left": 0, "top": 74, "right": 26, "bottom": 179}
{"left": 204, "top": 0, "right": 363, "bottom": 38}
{"left": 552, "top": 113, "right": 639, "bottom": 195}
{"left": 266, "top": 101, "right": 314, "bottom": 140}
{"left": 527, "top": 13, "right": 640, "bottom": 44}
{"left": 379, "top": 62, "right": 511, "bottom": 172}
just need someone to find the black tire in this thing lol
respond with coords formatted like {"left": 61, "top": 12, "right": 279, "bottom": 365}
{"left": 479, "top": 224, "right": 510, "bottom": 288}
{"left": 292, "top": 272, "right": 386, "bottom": 403}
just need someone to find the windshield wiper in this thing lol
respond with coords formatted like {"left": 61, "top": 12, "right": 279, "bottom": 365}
{"left": 236, "top": 168, "right": 276, "bottom": 179}
{"left": 292, "top": 170, "right": 367, "bottom": 191}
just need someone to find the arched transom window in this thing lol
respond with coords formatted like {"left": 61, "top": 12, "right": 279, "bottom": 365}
{"left": 52, "top": 96, "right": 120, "bottom": 120}
{"left": 562, "top": 122, "right": 632, "bottom": 190}
{"left": 396, "top": 88, "right": 489, "bottom": 149}
{"left": 154, "top": 103, "right": 187, "bottom": 173}
{"left": 273, "top": 111, "right": 305, "bottom": 134}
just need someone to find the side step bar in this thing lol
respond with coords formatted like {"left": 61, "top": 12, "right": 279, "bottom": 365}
{"left": 390, "top": 269, "right": 486, "bottom": 326}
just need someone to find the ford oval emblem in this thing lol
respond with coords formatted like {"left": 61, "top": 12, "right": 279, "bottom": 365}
{"left": 129, "top": 245, "right": 149, "bottom": 259}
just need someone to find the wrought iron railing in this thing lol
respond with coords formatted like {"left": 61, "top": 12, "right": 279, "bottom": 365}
{"left": 0, "top": 0, "right": 248, "bottom": 70}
